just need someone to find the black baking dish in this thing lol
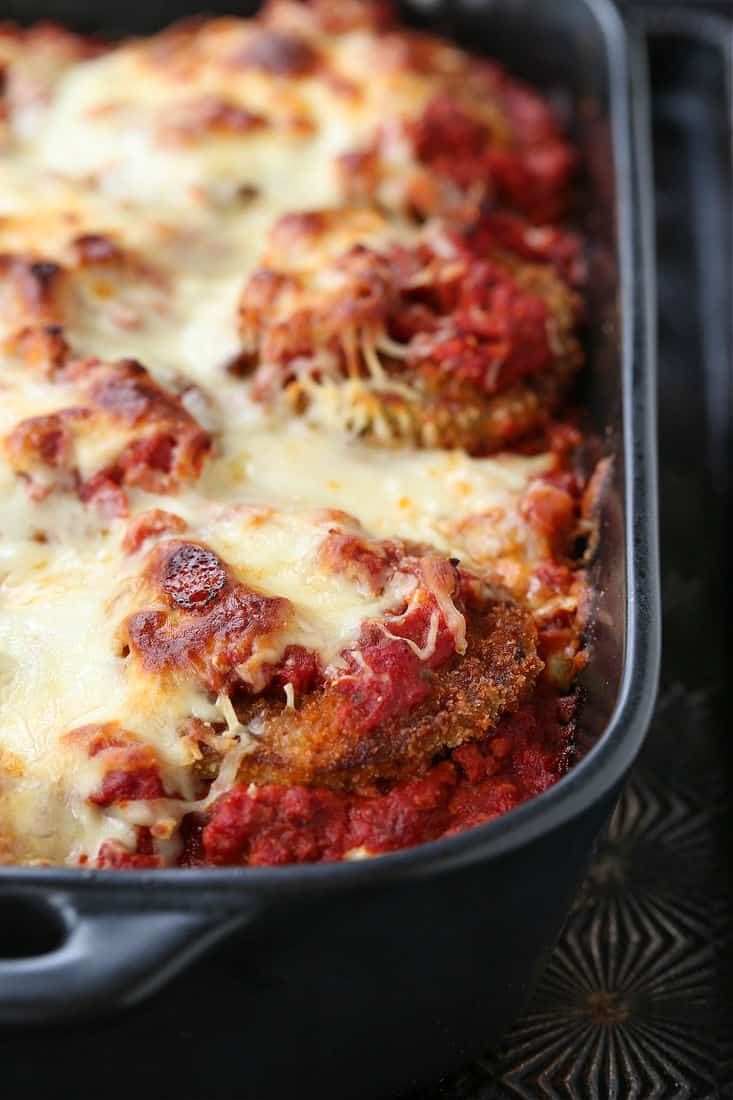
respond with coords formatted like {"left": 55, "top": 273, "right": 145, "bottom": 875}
{"left": 0, "top": 2, "right": 660, "bottom": 1096}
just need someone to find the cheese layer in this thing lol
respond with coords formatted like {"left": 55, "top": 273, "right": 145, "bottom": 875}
{"left": 0, "top": 8, "right": 568, "bottom": 866}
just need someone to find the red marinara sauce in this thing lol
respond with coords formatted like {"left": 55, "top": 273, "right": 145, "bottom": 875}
{"left": 180, "top": 687, "right": 575, "bottom": 868}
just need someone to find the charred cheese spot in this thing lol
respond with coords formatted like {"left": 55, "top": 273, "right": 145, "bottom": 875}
{"left": 161, "top": 542, "right": 228, "bottom": 610}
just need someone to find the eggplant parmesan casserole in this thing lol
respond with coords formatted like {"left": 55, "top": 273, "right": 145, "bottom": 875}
{"left": 0, "top": 1, "right": 598, "bottom": 868}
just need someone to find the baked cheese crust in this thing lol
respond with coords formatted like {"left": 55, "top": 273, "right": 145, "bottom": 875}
{"left": 0, "top": 2, "right": 589, "bottom": 867}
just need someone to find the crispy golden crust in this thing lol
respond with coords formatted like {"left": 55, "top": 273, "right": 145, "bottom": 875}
{"left": 238, "top": 210, "right": 583, "bottom": 454}
{"left": 316, "top": 360, "right": 575, "bottom": 456}
{"left": 235, "top": 601, "right": 542, "bottom": 790}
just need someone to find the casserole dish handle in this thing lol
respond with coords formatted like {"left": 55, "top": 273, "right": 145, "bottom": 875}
{"left": 0, "top": 891, "right": 250, "bottom": 1025}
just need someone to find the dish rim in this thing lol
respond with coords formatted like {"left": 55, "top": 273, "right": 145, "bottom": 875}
{"left": 0, "top": 0, "right": 660, "bottom": 897}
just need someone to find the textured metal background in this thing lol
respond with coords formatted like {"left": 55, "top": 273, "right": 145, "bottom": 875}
{"left": 422, "top": 9, "right": 733, "bottom": 1098}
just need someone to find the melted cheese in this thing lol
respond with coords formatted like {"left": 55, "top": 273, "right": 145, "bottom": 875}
{"left": 0, "top": 8, "right": 556, "bottom": 866}
{"left": 202, "top": 422, "right": 550, "bottom": 549}
{"left": 0, "top": 527, "right": 213, "bottom": 862}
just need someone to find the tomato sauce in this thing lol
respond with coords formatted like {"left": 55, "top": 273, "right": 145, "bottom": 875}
{"left": 182, "top": 688, "right": 575, "bottom": 867}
